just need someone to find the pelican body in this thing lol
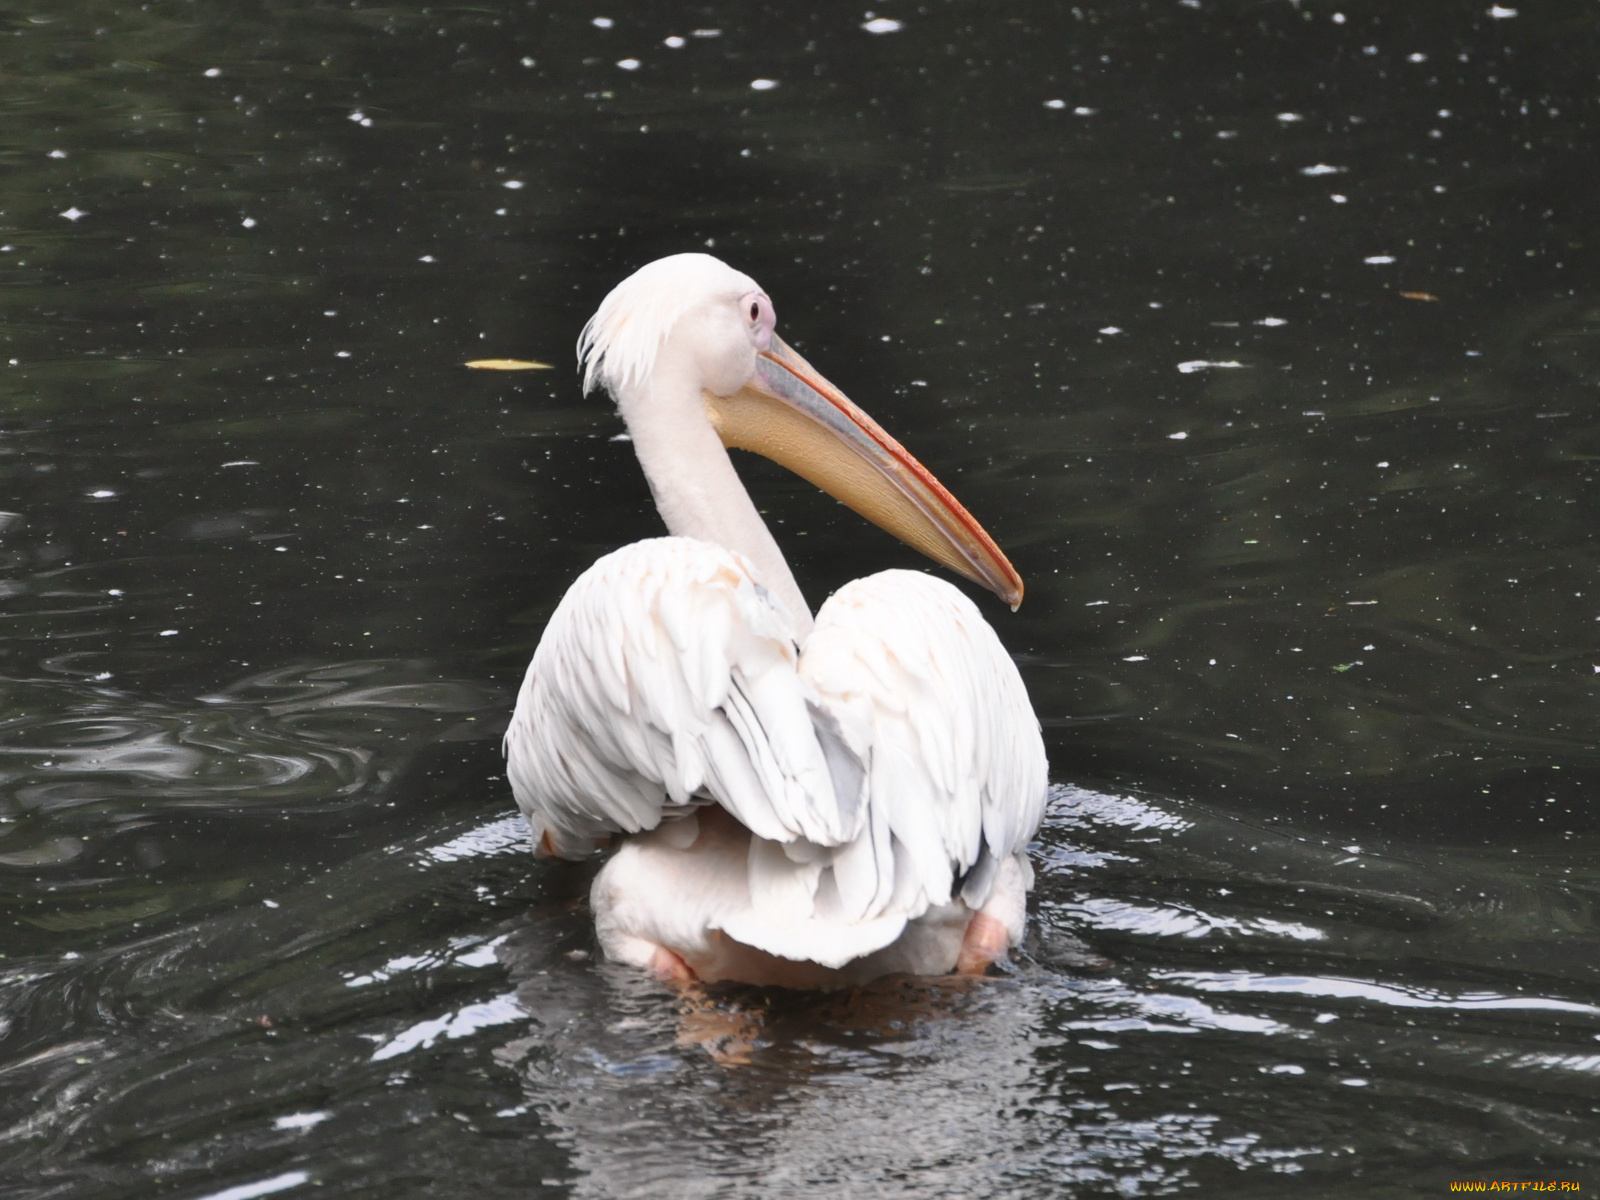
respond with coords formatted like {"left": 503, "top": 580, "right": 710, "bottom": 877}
{"left": 505, "top": 254, "right": 1046, "bottom": 988}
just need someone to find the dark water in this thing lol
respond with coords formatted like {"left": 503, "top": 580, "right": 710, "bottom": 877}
{"left": 3, "top": 1, "right": 1598, "bottom": 1195}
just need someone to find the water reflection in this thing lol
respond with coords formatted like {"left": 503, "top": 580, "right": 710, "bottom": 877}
{"left": 436, "top": 785, "right": 1594, "bottom": 1194}
{"left": 491, "top": 924, "right": 1315, "bottom": 1198}
{"left": 5, "top": 779, "right": 1596, "bottom": 1195}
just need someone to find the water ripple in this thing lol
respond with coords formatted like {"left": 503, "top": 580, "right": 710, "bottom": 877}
{"left": 0, "top": 661, "right": 498, "bottom": 832}
{"left": 1161, "top": 970, "right": 1600, "bottom": 1018}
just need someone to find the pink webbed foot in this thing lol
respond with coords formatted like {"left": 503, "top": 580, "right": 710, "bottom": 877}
{"left": 954, "top": 911, "right": 1011, "bottom": 976}
{"left": 649, "top": 945, "right": 698, "bottom": 988}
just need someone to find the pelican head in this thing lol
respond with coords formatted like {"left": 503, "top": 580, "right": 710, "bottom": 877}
{"left": 579, "top": 253, "right": 773, "bottom": 399}
{"left": 578, "top": 253, "right": 1023, "bottom": 609}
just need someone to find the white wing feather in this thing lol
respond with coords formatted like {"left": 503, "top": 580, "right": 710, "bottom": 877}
{"left": 508, "top": 544, "right": 1046, "bottom": 971}
{"left": 505, "top": 537, "right": 866, "bottom": 858}
{"left": 705, "top": 569, "right": 1046, "bottom": 969}
{"left": 801, "top": 570, "right": 1047, "bottom": 918}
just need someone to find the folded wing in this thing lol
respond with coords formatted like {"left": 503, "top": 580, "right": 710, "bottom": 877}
{"left": 799, "top": 570, "right": 1047, "bottom": 920}
{"left": 505, "top": 537, "right": 866, "bottom": 858}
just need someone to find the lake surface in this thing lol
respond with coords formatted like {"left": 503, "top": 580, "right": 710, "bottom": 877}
{"left": 3, "top": 1, "right": 1598, "bottom": 1196}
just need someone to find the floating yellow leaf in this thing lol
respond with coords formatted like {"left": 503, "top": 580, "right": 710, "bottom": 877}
{"left": 465, "top": 358, "right": 553, "bottom": 371}
{"left": 1398, "top": 291, "right": 1440, "bottom": 302}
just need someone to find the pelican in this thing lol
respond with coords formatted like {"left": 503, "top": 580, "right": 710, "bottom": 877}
{"left": 505, "top": 254, "right": 1047, "bottom": 989}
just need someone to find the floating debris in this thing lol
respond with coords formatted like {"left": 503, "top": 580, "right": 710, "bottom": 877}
{"left": 465, "top": 359, "right": 553, "bottom": 371}
{"left": 1177, "top": 360, "right": 1245, "bottom": 373}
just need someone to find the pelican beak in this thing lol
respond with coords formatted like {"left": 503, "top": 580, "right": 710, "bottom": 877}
{"left": 702, "top": 334, "right": 1024, "bottom": 609}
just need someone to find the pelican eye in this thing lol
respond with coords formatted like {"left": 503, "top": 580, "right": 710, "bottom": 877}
{"left": 749, "top": 301, "right": 760, "bottom": 321}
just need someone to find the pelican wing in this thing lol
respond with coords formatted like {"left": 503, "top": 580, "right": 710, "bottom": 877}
{"left": 799, "top": 570, "right": 1047, "bottom": 918}
{"left": 505, "top": 538, "right": 866, "bottom": 858}
{"left": 704, "top": 570, "right": 1047, "bottom": 968}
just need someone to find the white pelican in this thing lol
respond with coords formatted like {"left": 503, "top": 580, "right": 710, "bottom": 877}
{"left": 505, "top": 254, "right": 1047, "bottom": 989}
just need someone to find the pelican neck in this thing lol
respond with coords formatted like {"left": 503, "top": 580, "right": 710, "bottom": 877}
{"left": 614, "top": 364, "right": 816, "bottom": 639}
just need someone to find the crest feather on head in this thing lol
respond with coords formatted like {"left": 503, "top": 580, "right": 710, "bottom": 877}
{"left": 577, "top": 253, "right": 759, "bottom": 397}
